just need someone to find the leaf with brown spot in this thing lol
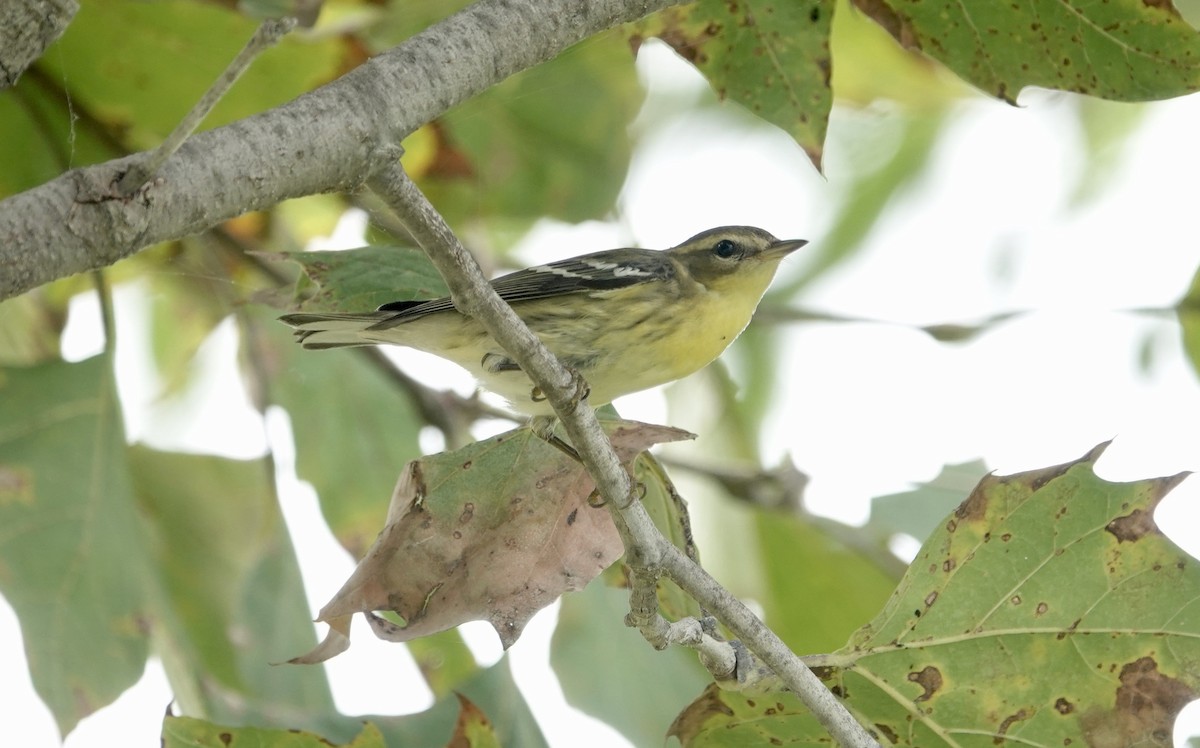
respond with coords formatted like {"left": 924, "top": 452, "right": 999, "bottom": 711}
{"left": 290, "top": 421, "right": 692, "bottom": 661}
{"left": 1078, "top": 655, "right": 1196, "bottom": 745}
{"left": 445, "top": 693, "right": 500, "bottom": 748}
{"left": 669, "top": 444, "right": 1200, "bottom": 746}
{"left": 906, "top": 665, "right": 941, "bottom": 702}
{"left": 629, "top": 0, "right": 834, "bottom": 169}
{"left": 161, "top": 716, "right": 385, "bottom": 747}
{"left": 854, "top": 0, "right": 1200, "bottom": 102}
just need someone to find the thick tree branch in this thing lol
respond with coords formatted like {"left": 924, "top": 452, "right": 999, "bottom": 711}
{"left": 1, "top": 0, "right": 78, "bottom": 88}
{"left": 0, "top": 0, "right": 675, "bottom": 301}
{"left": 368, "top": 159, "right": 880, "bottom": 748}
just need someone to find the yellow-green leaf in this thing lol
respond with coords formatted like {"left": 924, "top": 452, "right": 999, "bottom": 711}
{"left": 413, "top": 32, "right": 643, "bottom": 234}
{"left": 552, "top": 583, "right": 710, "bottom": 748}
{"left": 672, "top": 445, "right": 1200, "bottom": 746}
{"left": 632, "top": 0, "right": 834, "bottom": 167}
{"left": 446, "top": 693, "right": 501, "bottom": 748}
{"left": 162, "top": 716, "right": 385, "bottom": 748}
{"left": 35, "top": 0, "right": 343, "bottom": 151}
{"left": 129, "top": 446, "right": 333, "bottom": 717}
{"left": 859, "top": 0, "right": 1200, "bottom": 102}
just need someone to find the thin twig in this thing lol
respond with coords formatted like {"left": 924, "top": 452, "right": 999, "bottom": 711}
{"left": 755, "top": 304, "right": 1029, "bottom": 343}
{"left": 365, "top": 154, "right": 880, "bottom": 748}
{"left": 117, "top": 18, "right": 297, "bottom": 194}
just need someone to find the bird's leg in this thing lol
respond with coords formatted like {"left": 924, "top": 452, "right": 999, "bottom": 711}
{"left": 481, "top": 352, "right": 522, "bottom": 373}
{"left": 528, "top": 415, "right": 648, "bottom": 508}
{"left": 523, "top": 367, "right": 650, "bottom": 509}
{"left": 525, "top": 364, "right": 593, "bottom": 462}
{"left": 528, "top": 415, "right": 580, "bottom": 462}
{"left": 528, "top": 365, "right": 591, "bottom": 410}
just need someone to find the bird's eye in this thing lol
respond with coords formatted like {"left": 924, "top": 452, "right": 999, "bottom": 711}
{"left": 713, "top": 239, "right": 738, "bottom": 259}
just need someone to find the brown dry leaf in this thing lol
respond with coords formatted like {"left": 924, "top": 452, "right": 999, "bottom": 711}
{"left": 291, "top": 420, "right": 693, "bottom": 663}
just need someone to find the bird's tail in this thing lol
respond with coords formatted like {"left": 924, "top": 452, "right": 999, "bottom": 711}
{"left": 279, "top": 311, "right": 394, "bottom": 349}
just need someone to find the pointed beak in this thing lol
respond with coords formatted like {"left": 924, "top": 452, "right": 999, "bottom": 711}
{"left": 764, "top": 238, "right": 808, "bottom": 260}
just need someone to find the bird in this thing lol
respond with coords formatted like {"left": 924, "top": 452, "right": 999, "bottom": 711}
{"left": 280, "top": 226, "right": 807, "bottom": 416}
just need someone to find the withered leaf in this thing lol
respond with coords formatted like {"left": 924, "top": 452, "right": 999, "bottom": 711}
{"left": 291, "top": 420, "right": 693, "bottom": 662}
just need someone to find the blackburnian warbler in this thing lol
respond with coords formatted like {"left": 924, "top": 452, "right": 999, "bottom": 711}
{"left": 281, "top": 226, "right": 806, "bottom": 415}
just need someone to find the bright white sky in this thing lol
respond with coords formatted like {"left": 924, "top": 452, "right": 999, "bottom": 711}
{"left": 5, "top": 40, "right": 1200, "bottom": 748}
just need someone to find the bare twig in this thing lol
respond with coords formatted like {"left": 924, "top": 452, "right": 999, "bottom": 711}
{"left": 755, "top": 304, "right": 1028, "bottom": 343}
{"left": 661, "top": 454, "right": 810, "bottom": 511}
{"left": 366, "top": 155, "right": 880, "bottom": 748}
{"left": 117, "top": 18, "right": 297, "bottom": 195}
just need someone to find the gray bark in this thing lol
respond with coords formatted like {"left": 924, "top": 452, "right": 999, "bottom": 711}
{"left": 1, "top": 0, "right": 79, "bottom": 88}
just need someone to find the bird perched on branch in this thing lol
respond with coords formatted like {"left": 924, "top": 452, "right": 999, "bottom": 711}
{"left": 281, "top": 226, "right": 806, "bottom": 415}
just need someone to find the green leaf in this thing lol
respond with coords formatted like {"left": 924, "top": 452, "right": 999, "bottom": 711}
{"left": 448, "top": 656, "right": 547, "bottom": 748}
{"left": 411, "top": 32, "right": 643, "bottom": 232}
{"left": 277, "top": 246, "right": 449, "bottom": 313}
{"left": 246, "top": 306, "right": 424, "bottom": 555}
{"left": 632, "top": 0, "right": 834, "bottom": 167}
{"left": 0, "top": 287, "right": 70, "bottom": 366}
{"left": 754, "top": 511, "right": 898, "bottom": 654}
{"left": 444, "top": 655, "right": 549, "bottom": 748}
{"left": 446, "top": 694, "right": 502, "bottom": 748}
{"left": 34, "top": 0, "right": 345, "bottom": 152}
{"left": 143, "top": 240, "right": 250, "bottom": 397}
{"left": 1177, "top": 263, "right": 1200, "bottom": 375}
{"left": 404, "top": 628, "right": 481, "bottom": 699}
{"left": 770, "top": 108, "right": 945, "bottom": 297}
{"left": 368, "top": 656, "right": 549, "bottom": 748}
{"left": 355, "top": 0, "right": 471, "bottom": 52}
{"left": 159, "top": 655, "right": 546, "bottom": 746}
{"left": 0, "top": 356, "right": 154, "bottom": 736}
{"left": 669, "top": 685, "right": 833, "bottom": 746}
{"left": 671, "top": 445, "right": 1200, "bottom": 746}
{"left": 552, "top": 583, "right": 710, "bottom": 747}
{"left": 0, "top": 80, "right": 118, "bottom": 198}
{"left": 128, "top": 446, "right": 334, "bottom": 719}
{"left": 867, "top": 460, "right": 990, "bottom": 543}
{"left": 860, "top": 0, "right": 1200, "bottom": 102}
{"left": 1068, "top": 98, "right": 1150, "bottom": 208}
{"left": 162, "top": 716, "right": 386, "bottom": 748}
{"left": 829, "top": 0, "right": 971, "bottom": 106}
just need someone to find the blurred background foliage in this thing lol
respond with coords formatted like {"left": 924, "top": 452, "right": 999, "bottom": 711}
{"left": 3, "top": 0, "right": 1200, "bottom": 745}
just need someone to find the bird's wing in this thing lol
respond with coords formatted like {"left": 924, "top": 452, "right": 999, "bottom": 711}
{"left": 370, "top": 249, "right": 675, "bottom": 329}
{"left": 488, "top": 249, "right": 675, "bottom": 300}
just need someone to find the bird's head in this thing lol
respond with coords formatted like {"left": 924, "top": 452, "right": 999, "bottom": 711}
{"left": 668, "top": 226, "right": 808, "bottom": 297}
